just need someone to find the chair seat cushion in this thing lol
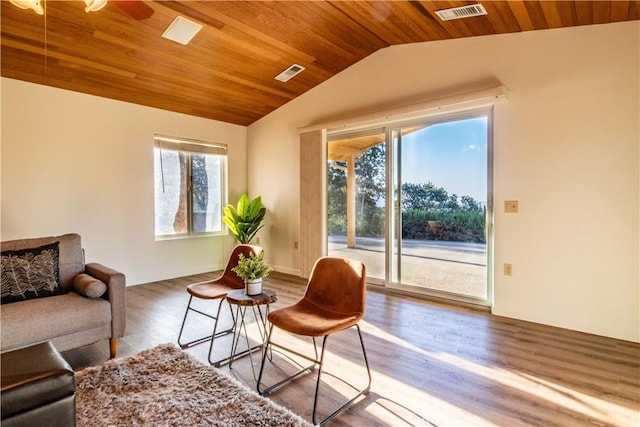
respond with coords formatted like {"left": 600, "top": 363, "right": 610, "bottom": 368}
{"left": 187, "top": 279, "right": 243, "bottom": 299}
{"left": 268, "top": 298, "right": 363, "bottom": 337}
{"left": 1, "top": 342, "right": 75, "bottom": 419}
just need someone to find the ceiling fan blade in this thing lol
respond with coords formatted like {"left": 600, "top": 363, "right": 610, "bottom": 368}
{"left": 113, "top": 1, "right": 154, "bottom": 20}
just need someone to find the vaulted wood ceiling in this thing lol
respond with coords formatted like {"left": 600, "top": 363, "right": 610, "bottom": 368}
{"left": 2, "top": 1, "right": 638, "bottom": 126}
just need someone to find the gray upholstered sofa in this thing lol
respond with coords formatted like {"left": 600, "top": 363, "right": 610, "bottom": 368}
{"left": 1, "top": 234, "right": 126, "bottom": 358}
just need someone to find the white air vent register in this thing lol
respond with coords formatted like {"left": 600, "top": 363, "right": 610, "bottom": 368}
{"left": 435, "top": 4, "right": 487, "bottom": 21}
{"left": 275, "top": 64, "right": 306, "bottom": 82}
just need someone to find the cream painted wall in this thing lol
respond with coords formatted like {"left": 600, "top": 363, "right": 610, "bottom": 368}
{"left": 1, "top": 78, "right": 247, "bottom": 285}
{"left": 247, "top": 21, "right": 639, "bottom": 342}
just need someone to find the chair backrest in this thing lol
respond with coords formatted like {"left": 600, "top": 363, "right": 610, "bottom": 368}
{"left": 219, "top": 244, "right": 264, "bottom": 289}
{"left": 304, "top": 257, "right": 366, "bottom": 319}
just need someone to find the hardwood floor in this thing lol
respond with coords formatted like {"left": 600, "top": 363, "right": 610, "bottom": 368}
{"left": 63, "top": 271, "right": 640, "bottom": 427}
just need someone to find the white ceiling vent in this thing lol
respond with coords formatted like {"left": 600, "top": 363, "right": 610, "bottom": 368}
{"left": 435, "top": 4, "right": 487, "bottom": 21}
{"left": 162, "top": 16, "right": 203, "bottom": 45}
{"left": 275, "top": 64, "right": 306, "bottom": 82}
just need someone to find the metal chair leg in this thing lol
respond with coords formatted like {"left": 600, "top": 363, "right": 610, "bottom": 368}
{"left": 177, "top": 296, "right": 234, "bottom": 350}
{"left": 257, "top": 324, "right": 371, "bottom": 426}
{"left": 207, "top": 298, "right": 232, "bottom": 365}
{"left": 257, "top": 325, "right": 317, "bottom": 395}
{"left": 312, "top": 324, "right": 372, "bottom": 426}
{"left": 177, "top": 296, "right": 195, "bottom": 348}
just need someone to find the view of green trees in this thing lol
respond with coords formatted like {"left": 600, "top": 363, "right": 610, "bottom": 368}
{"left": 328, "top": 145, "right": 486, "bottom": 243}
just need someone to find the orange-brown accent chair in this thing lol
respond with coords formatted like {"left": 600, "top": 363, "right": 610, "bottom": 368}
{"left": 257, "top": 256, "right": 371, "bottom": 426}
{"left": 177, "top": 244, "right": 263, "bottom": 365}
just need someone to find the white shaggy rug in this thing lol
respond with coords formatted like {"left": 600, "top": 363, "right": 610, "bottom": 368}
{"left": 75, "top": 343, "right": 313, "bottom": 427}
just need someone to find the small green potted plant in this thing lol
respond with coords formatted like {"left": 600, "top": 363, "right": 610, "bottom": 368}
{"left": 231, "top": 252, "right": 273, "bottom": 295}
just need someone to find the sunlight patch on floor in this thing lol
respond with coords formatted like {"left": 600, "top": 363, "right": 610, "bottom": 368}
{"left": 360, "top": 320, "right": 634, "bottom": 427}
{"left": 426, "top": 350, "right": 633, "bottom": 427}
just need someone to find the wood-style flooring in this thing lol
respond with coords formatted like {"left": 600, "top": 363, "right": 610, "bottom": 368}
{"left": 63, "top": 271, "right": 640, "bottom": 427}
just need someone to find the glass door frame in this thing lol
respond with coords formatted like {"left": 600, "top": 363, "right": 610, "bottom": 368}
{"left": 327, "top": 107, "right": 494, "bottom": 307}
{"left": 384, "top": 108, "right": 494, "bottom": 307}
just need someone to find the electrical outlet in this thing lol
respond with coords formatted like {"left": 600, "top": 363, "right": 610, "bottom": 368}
{"left": 504, "top": 263, "right": 513, "bottom": 276}
{"left": 504, "top": 200, "right": 519, "bottom": 213}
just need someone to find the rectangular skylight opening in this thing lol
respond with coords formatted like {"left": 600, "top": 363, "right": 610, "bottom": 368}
{"left": 162, "top": 16, "right": 203, "bottom": 45}
{"left": 275, "top": 64, "right": 306, "bottom": 82}
{"left": 435, "top": 4, "right": 487, "bottom": 21}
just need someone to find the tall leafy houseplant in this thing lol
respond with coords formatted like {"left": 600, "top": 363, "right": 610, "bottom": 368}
{"left": 222, "top": 194, "right": 266, "bottom": 244}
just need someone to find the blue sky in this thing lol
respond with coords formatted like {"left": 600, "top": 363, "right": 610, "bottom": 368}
{"left": 401, "top": 116, "right": 488, "bottom": 202}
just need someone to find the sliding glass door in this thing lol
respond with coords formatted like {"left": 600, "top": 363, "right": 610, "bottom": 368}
{"left": 389, "top": 115, "right": 490, "bottom": 302}
{"left": 327, "top": 110, "right": 492, "bottom": 305}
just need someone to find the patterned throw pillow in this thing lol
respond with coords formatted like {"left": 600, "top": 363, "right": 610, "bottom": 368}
{"left": 1, "top": 242, "right": 62, "bottom": 304}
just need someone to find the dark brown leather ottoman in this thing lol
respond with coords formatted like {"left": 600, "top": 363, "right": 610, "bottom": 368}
{"left": 1, "top": 342, "right": 76, "bottom": 427}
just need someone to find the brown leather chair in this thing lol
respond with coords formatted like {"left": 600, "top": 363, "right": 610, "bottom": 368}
{"left": 257, "top": 256, "right": 371, "bottom": 426}
{"left": 177, "top": 244, "right": 263, "bottom": 365}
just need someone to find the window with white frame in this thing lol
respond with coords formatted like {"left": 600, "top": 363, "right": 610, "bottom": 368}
{"left": 154, "top": 135, "right": 226, "bottom": 238}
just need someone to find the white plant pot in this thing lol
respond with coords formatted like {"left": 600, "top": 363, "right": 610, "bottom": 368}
{"left": 245, "top": 279, "right": 263, "bottom": 296}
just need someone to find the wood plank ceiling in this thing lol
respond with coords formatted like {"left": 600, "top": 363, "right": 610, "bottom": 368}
{"left": 2, "top": 1, "right": 638, "bottom": 126}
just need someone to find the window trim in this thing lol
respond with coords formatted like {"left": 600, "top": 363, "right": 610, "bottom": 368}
{"left": 154, "top": 134, "right": 227, "bottom": 155}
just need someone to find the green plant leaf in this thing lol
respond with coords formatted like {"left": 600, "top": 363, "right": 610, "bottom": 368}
{"left": 237, "top": 194, "right": 249, "bottom": 218}
{"left": 222, "top": 216, "right": 238, "bottom": 235}
{"left": 223, "top": 205, "right": 239, "bottom": 222}
{"left": 222, "top": 194, "right": 266, "bottom": 244}
{"left": 246, "top": 196, "right": 262, "bottom": 219}
{"left": 231, "top": 252, "right": 272, "bottom": 281}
